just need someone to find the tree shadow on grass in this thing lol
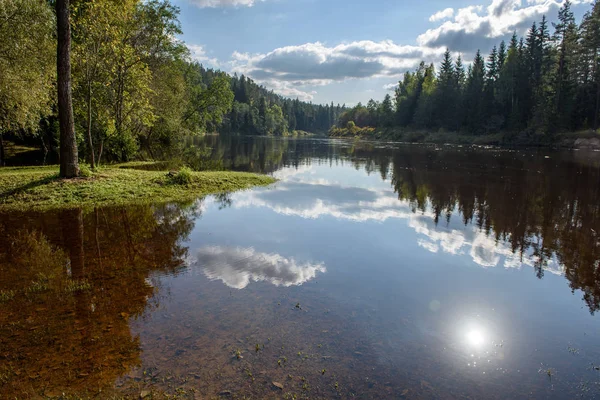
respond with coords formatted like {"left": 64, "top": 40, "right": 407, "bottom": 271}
{"left": 0, "top": 173, "right": 59, "bottom": 201}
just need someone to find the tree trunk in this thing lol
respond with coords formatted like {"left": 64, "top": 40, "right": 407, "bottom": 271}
{"left": 97, "top": 139, "right": 103, "bottom": 166}
{"left": 62, "top": 208, "right": 85, "bottom": 280}
{"left": 595, "top": 81, "right": 600, "bottom": 130}
{"left": 0, "top": 132, "right": 4, "bottom": 167}
{"left": 56, "top": 0, "right": 79, "bottom": 178}
{"left": 86, "top": 81, "right": 95, "bottom": 170}
{"left": 41, "top": 135, "right": 48, "bottom": 165}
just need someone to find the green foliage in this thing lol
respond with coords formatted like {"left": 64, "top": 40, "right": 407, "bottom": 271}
{"left": 0, "top": 0, "right": 54, "bottom": 134}
{"left": 79, "top": 164, "right": 93, "bottom": 178}
{"left": 170, "top": 167, "right": 192, "bottom": 185}
{"left": 223, "top": 74, "right": 343, "bottom": 135}
{"left": 1, "top": 0, "right": 244, "bottom": 166}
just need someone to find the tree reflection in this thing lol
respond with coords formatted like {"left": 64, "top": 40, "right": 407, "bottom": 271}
{"left": 0, "top": 202, "right": 198, "bottom": 397}
{"left": 386, "top": 148, "right": 600, "bottom": 314}
{"left": 201, "top": 136, "right": 600, "bottom": 314}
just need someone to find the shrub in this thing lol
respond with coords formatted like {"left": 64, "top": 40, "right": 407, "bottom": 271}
{"left": 79, "top": 164, "right": 92, "bottom": 178}
{"left": 171, "top": 166, "right": 193, "bottom": 185}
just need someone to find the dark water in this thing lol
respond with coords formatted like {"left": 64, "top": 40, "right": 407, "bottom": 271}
{"left": 1, "top": 136, "right": 600, "bottom": 399}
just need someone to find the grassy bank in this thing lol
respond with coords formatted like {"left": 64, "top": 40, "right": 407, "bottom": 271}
{"left": 329, "top": 126, "right": 600, "bottom": 148}
{"left": 0, "top": 163, "right": 276, "bottom": 212}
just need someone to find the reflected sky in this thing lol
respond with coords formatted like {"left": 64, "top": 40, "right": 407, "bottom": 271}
{"left": 189, "top": 245, "right": 326, "bottom": 289}
{"left": 230, "top": 163, "right": 564, "bottom": 276}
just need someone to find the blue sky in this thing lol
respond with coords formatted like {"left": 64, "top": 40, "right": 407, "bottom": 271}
{"left": 173, "top": 0, "right": 593, "bottom": 106}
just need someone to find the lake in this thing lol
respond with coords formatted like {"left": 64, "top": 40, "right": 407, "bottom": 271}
{"left": 1, "top": 136, "right": 600, "bottom": 399}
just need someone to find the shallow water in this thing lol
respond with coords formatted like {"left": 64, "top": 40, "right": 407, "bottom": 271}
{"left": 1, "top": 137, "right": 600, "bottom": 399}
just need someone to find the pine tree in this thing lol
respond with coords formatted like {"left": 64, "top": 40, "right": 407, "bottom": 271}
{"left": 551, "top": 0, "right": 578, "bottom": 130}
{"left": 498, "top": 41, "right": 507, "bottom": 70}
{"left": 434, "top": 49, "right": 456, "bottom": 129}
{"left": 578, "top": 2, "right": 600, "bottom": 129}
{"left": 465, "top": 50, "right": 486, "bottom": 133}
{"left": 381, "top": 94, "right": 394, "bottom": 127}
{"left": 414, "top": 64, "right": 436, "bottom": 128}
{"left": 454, "top": 55, "right": 466, "bottom": 130}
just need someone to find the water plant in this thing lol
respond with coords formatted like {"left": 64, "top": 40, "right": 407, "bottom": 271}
{"left": 65, "top": 279, "right": 92, "bottom": 293}
{"left": 0, "top": 290, "right": 15, "bottom": 303}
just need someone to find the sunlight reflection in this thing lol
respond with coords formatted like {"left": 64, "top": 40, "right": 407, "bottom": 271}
{"left": 466, "top": 329, "right": 485, "bottom": 347}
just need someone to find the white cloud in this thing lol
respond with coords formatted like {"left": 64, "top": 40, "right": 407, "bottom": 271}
{"left": 187, "top": 44, "right": 219, "bottom": 67}
{"left": 229, "top": 40, "right": 446, "bottom": 99}
{"left": 188, "top": 0, "right": 263, "bottom": 8}
{"left": 232, "top": 41, "right": 444, "bottom": 86}
{"left": 418, "top": 0, "right": 589, "bottom": 51}
{"left": 190, "top": 246, "right": 326, "bottom": 289}
{"left": 429, "top": 8, "right": 454, "bottom": 22}
{"left": 383, "top": 83, "right": 398, "bottom": 91}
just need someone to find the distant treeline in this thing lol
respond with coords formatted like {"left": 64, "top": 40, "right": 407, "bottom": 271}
{"left": 221, "top": 73, "right": 345, "bottom": 136}
{"left": 178, "top": 65, "right": 346, "bottom": 137}
{"left": 333, "top": 1, "right": 600, "bottom": 140}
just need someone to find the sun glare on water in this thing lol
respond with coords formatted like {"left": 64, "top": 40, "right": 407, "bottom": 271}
{"left": 466, "top": 329, "right": 485, "bottom": 347}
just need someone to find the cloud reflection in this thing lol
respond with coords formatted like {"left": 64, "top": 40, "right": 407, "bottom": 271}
{"left": 191, "top": 246, "right": 326, "bottom": 289}
{"left": 230, "top": 176, "right": 565, "bottom": 275}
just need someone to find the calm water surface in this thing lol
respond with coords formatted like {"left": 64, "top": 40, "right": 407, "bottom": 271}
{"left": 1, "top": 137, "right": 600, "bottom": 399}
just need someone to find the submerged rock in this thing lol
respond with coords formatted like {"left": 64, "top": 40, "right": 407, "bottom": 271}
{"left": 140, "top": 390, "right": 151, "bottom": 399}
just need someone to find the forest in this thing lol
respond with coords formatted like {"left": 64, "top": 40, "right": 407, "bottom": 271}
{"left": 0, "top": 0, "right": 338, "bottom": 168}
{"left": 332, "top": 1, "right": 600, "bottom": 141}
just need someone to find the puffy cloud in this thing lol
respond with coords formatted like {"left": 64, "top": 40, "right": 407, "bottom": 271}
{"left": 429, "top": 8, "right": 454, "bottom": 22}
{"left": 229, "top": 41, "right": 447, "bottom": 100}
{"left": 190, "top": 246, "right": 326, "bottom": 289}
{"left": 188, "top": 0, "right": 262, "bottom": 8}
{"left": 418, "top": 0, "right": 588, "bottom": 51}
{"left": 230, "top": 41, "right": 446, "bottom": 91}
{"left": 187, "top": 44, "right": 219, "bottom": 67}
{"left": 383, "top": 83, "right": 398, "bottom": 91}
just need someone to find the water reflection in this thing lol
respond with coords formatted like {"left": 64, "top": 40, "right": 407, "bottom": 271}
{"left": 466, "top": 328, "right": 486, "bottom": 348}
{"left": 0, "top": 203, "right": 198, "bottom": 398}
{"left": 1, "top": 136, "right": 600, "bottom": 398}
{"left": 191, "top": 246, "right": 326, "bottom": 289}
{"left": 200, "top": 135, "right": 599, "bottom": 314}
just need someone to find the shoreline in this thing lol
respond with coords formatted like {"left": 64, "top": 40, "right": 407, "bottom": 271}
{"left": 329, "top": 128, "right": 600, "bottom": 150}
{"left": 0, "top": 163, "right": 276, "bottom": 212}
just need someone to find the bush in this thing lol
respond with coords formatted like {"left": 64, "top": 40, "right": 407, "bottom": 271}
{"left": 170, "top": 166, "right": 193, "bottom": 185}
{"left": 79, "top": 164, "right": 92, "bottom": 178}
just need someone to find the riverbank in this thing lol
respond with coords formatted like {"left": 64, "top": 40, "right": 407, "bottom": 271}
{"left": 329, "top": 127, "right": 600, "bottom": 149}
{"left": 0, "top": 163, "right": 276, "bottom": 211}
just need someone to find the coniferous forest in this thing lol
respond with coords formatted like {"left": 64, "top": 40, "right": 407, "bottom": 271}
{"left": 333, "top": 1, "right": 600, "bottom": 141}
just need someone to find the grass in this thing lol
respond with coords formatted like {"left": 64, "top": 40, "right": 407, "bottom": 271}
{"left": 0, "top": 163, "right": 276, "bottom": 212}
